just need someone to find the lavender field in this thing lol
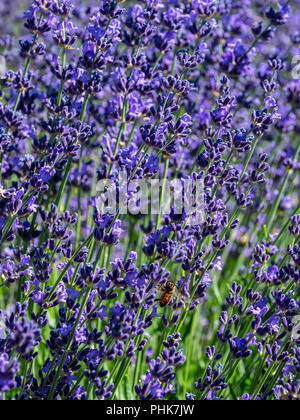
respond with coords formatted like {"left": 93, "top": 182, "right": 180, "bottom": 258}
{"left": 0, "top": 0, "right": 299, "bottom": 401}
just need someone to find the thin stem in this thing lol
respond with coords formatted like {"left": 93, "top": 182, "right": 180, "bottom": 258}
{"left": 54, "top": 157, "right": 72, "bottom": 207}
{"left": 0, "top": 153, "right": 4, "bottom": 185}
{"left": 48, "top": 289, "right": 91, "bottom": 400}
{"left": 242, "top": 24, "right": 272, "bottom": 60}
{"left": 240, "top": 135, "right": 261, "bottom": 182}
{"left": 273, "top": 201, "right": 300, "bottom": 246}
{"left": 267, "top": 143, "right": 300, "bottom": 234}
{"left": 54, "top": 92, "right": 90, "bottom": 209}
{"left": 0, "top": 14, "right": 43, "bottom": 183}
{"left": 47, "top": 233, "right": 93, "bottom": 301}
{"left": 155, "top": 158, "right": 169, "bottom": 231}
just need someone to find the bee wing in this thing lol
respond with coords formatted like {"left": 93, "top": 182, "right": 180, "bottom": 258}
{"left": 175, "top": 288, "right": 188, "bottom": 301}
{"left": 158, "top": 283, "right": 167, "bottom": 292}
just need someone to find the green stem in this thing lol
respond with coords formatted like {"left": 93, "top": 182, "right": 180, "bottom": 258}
{"left": 54, "top": 92, "right": 90, "bottom": 209}
{"left": 267, "top": 143, "right": 300, "bottom": 234}
{"left": 48, "top": 289, "right": 91, "bottom": 400}
{"left": 155, "top": 158, "right": 169, "bottom": 231}
{"left": 273, "top": 201, "right": 300, "bottom": 245}
{"left": 251, "top": 361, "right": 275, "bottom": 401}
{"left": 240, "top": 135, "right": 261, "bottom": 182}
{"left": 47, "top": 233, "right": 93, "bottom": 301}
{"left": 242, "top": 24, "right": 272, "bottom": 60}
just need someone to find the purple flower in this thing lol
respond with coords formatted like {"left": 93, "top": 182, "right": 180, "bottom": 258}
{"left": 0, "top": 353, "right": 20, "bottom": 392}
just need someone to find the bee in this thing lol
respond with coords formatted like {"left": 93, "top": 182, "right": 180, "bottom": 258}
{"left": 157, "top": 280, "right": 186, "bottom": 307}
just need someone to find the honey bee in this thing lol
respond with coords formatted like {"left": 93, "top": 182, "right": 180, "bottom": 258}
{"left": 157, "top": 281, "right": 186, "bottom": 307}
